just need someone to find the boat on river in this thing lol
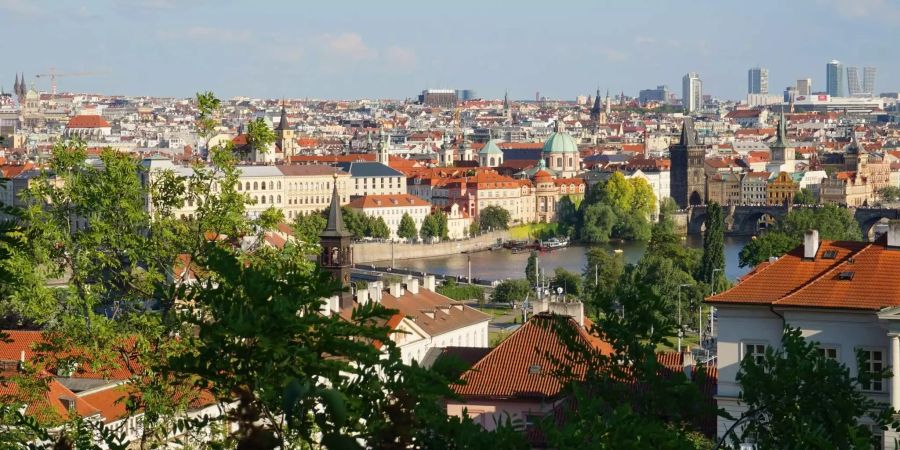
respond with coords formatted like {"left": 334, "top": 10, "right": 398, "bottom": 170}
{"left": 541, "top": 237, "right": 569, "bottom": 250}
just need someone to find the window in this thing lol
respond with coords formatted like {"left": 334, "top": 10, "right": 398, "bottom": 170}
{"left": 253, "top": 182, "right": 258, "bottom": 190}
{"left": 860, "top": 349, "right": 884, "bottom": 391}
{"left": 743, "top": 343, "right": 766, "bottom": 365}
{"left": 816, "top": 346, "right": 839, "bottom": 361}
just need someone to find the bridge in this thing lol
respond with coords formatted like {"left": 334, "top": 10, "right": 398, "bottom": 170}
{"left": 687, "top": 205, "right": 900, "bottom": 238}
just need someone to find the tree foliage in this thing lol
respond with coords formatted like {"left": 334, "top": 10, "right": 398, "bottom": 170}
{"left": 733, "top": 327, "right": 895, "bottom": 449}
{"left": 525, "top": 251, "right": 538, "bottom": 287}
{"left": 420, "top": 211, "right": 449, "bottom": 241}
{"left": 291, "top": 211, "right": 327, "bottom": 245}
{"left": 739, "top": 204, "right": 862, "bottom": 267}
{"left": 397, "top": 212, "right": 418, "bottom": 241}
{"left": 246, "top": 117, "right": 276, "bottom": 154}
{"left": 878, "top": 186, "right": 900, "bottom": 203}
{"left": 575, "top": 174, "right": 657, "bottom": 243}
{"left": 550, "top": 267, "right": 582, "bottom": 298}
{"left": 793, "top": 188, "right": 816, "bottom": 205}
{"left": 698, "top": 202, "right": 725, "bottom": 290}
{"left": 436, "top": 278, "right": 485, "bottom": 302}
{"left": 491, "top": 279, "right": 532, "bottom": 306}
{"left": 479, "top": 205, "right": 511, "bottom": 231}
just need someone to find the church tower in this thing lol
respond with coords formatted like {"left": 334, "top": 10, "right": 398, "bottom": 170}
{"left": 275, "top": 104, "right": 295, "bottom": 159}
{"left": 377, "top": 130, "right": 390, "bottom": 165}
{"left": 319, "top": 175, "right": 352, "bottom": 288}
{"left": 590, "top": 87, "right": 602, "bottom": 122}
{"left": 670, "top": 118, "right": 706, "bottom": 208}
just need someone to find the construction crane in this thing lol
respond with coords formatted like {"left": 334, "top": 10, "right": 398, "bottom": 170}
{"left": 35, "top": 68, "right": 98, "bottom": 96}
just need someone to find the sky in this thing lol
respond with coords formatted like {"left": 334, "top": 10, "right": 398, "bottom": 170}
{"left": 1, "top": 0, "right": 898, "bottom": 101}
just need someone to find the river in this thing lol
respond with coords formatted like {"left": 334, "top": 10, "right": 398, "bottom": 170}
{"left": 375, "top": 236, "right": 752, "bottom": 282}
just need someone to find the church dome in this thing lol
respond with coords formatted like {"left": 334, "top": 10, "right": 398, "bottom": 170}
{"left": 542, "top": 123, "right": 578, "bottom": 154}
{"left": 479, "top": 139, "right": 503, "bottom": 155}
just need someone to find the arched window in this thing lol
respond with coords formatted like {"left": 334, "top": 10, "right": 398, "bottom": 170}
{"left": 277, "top": 195, "right": 281, "bottom": 203}
{"left": 277, "top": 181, "right": 281, "bottom": 189}
{"left": 568, "top": 157, "right": 573, "bottom": 167}
{"left": 556, "top": 157, "right": 562, "bottom": 167}
{"left": 269, "top": 195, "right": 274, "bottom": 204}
{"left": 253, "top": 182, "right": 258, "bottom": 190}
{"left": 269, "top": 181, "right": 274, "bottom": 190}
{"left": 261, "top": 196, "right": 266, "bottom": 204}
{"left": 236, "top": 183, "right": 241, "bottom": 191}
{"left": 245, "top": 182, "right": 250, "bottom": 191}
{"left": 490, "top": 157, "right": 495, "bottom": 166}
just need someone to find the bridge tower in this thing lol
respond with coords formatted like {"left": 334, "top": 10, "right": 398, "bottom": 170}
{"left": 670, "top": 118, "right": 706, "bottom": 209}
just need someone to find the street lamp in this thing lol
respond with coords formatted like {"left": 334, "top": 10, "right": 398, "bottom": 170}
{"left": 707, "top": 268, "right": 724, "bottom": 348}
{"left": 677, "top": 283, "right": 691, "bottom": 353}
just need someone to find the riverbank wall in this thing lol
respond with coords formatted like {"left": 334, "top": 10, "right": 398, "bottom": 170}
{"left": 353, "top": 230, "right": 510, "bottom": 264}
{"left": 672, "top": 212, "right": 689, "bottom": 235}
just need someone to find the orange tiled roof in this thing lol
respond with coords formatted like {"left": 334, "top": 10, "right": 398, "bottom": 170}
{"left": 453, "top": 314, "right": 610, "bottom": 400}
{"left": 348, "top": 193, "right": 430, "bottom": 209}
{"left": 706, "top": 239, "right": 900, "bottom": 310}
{"left": 66, "top": 115, "right": 111, "bottom": 129}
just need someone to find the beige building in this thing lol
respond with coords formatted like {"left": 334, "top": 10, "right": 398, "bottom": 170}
{"left": 337, "top": 161, "right": 407, "bottom": 198}
{"left": 348, "top": 193, "right": 431, "bottom": 240}
{"left": 277, "top": 165, "right": 350, "bottom": 219}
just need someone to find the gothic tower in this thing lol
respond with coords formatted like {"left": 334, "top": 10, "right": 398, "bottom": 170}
{"left": 275, "top": 104, "right": 295, "bottom": 159}
{"left": 319, "top": 175, "right": 352, "bottom": 288}
{"left": 590, "top": 87, "right": 602, "bottom": 122}
{"left": 670, "top": 118, "right": 706, "bottom": 208}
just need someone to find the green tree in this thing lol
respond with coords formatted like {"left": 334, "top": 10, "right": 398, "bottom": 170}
{"left": 246, "top": 117, "right": 276, "bottom": 155}
{"left": 525, "top": 251, "right": 539, "bottom": 287}
{"left": 550, "top": 267, "right": 582, "bottom": 298}
{"left": 732, "top": 327, "right": 894, "bottom": 449}
{"left": 793, "top": 188, "right": 816, "bottom": 205}
{"left": 436, "top": 278, "right": 485, "bottom": 302}
{"left": 479, "top": 205, "right": 511, "bottom": 231}
{"left": 647, "top": 199, "right": 700, "bottom": 275}
{"left": 738, "top": 204, "right": 862, "bottom": 267}
{"left": 397, "top": 212, "right": 418, "bottom": 241}
{"left": 366, "top": 216, "right": 390, "bottom": 239}
{"left": 420, "top": 211, "right": 449, "bottom": 241}
{"left": 603, "top": 172, "right": 635, "bottom": 212}
{"left": 556, "top": 196, "right": 580, "bottom": 237}
{"left": 879, "top": 186, "right": 900, "bottom": 203}
{"left": 580, "top": 203, "right": 617, "bottom": 243}
{"left": 612, "top": 209, "right": 652, "bottom": 241}
{"left": 491, "top": 279, "right": 532, "bottom": 306}
{"left": 291, "top": 211, "right": 327, "bottom": 245}
{"left": 629, "top": 177, "right": 657, "bottom": 217}
{"left": 583, "top": 247, "right": 624, "bottom": 302}
{"left": 698, "top": 202, "right": 725, "bottom": 290}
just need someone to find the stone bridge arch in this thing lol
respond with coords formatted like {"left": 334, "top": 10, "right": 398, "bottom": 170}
{"left": 855, "top": 209, "right": 900, "bottom": 240}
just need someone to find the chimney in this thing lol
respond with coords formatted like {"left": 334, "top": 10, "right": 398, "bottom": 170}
{"left": 368, "top": 281, "right": 383, "bottom": 303}
{"left": 803, "top": 229, "right": 819, "bottom": 259}
{"left": 389, "top": 282, "right": 403, "bottom": 298}
{"left": 356, "top": 288, "right": 369, "bottom": 305}
{"left": 888, "top": 220, "right": 900, "bottom": 248}
{"left": 407, "top": 278, "right": 419, "bottom": 294}
{"left": 423, "top": 275, "right": 436, "bottom": 292}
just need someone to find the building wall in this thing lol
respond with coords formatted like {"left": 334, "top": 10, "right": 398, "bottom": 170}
{"left": 351, "top": 175, "right": 406, "bottom": 197}
{"left": 715, "top": 304, "right": 896, "bottom": 445}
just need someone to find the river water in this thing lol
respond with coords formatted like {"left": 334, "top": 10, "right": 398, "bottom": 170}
{"left": 376, "top": 236, "right": 752, "bottom": 282}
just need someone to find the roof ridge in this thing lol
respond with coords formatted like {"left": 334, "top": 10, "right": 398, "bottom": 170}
{"left": 465, "top": 314, "right": 571, "bottom": 374}
{"left": 773, "top": 241, "right": 874, "bottom": 306}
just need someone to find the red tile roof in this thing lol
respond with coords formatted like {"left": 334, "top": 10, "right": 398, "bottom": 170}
{"left": 453, "top": 314, "right": 610, "bottom": 400}
{"left": 348, "top": 193, "right": 430, "bottom": 209}
{"left": 706, "top": 239, "right": 900, "bottom": 310}
{"left": 66, "top": 115, "right": 111, "bottom": 129}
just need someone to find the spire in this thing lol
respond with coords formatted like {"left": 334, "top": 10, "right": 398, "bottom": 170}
{"left": 590, "top": 87, "right": 603, "bottom": 118}
{"left": 775, "top": 110, "right": 788, "bottom": 146}
{"left": 679, "top": 118, "right": 697, "bottom": 147}
{"left": 276, "top": 101, "right": 288, "bottom": 131}
{"left": 321, "top": 174, "right": 349, "bottom": 238}
{"left": 554, "top": 119, "right": 564, "bottom": 133}
{"left": 503, "top": 90, "right": 509, "bottom": 110}
{"left": 13, "top": 73, "right": 18, "bottom": 95}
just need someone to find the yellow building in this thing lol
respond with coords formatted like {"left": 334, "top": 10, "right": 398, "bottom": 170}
{"left": 767, "top": 171, "right": 798, "bottom": 206}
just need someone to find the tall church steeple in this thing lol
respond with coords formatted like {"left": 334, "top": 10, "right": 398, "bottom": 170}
{"left": 319, "top": 174, "right": 352, "bottom": 288}
{"left": 377, "top": 129, "right": 390, "bottom": 165}
{"left": 670, "top": 118, "right": 706, "bottom": 208}
{"left": 275, "top": 101, "right": 295, "bottom": 159}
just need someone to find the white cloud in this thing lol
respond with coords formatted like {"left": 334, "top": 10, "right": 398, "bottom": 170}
{"left": 384, "top": 46, "right": 417, "bottom": 69}
{"left": 318, "top": 32, "right": 377, "bottom": 61}
{"left": 0, "top": 0, "right": 41, "bottom": 15}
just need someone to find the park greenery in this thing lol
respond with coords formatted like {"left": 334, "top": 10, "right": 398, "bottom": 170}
{"left": 292, "top": 207, "right": 391, "bottom": 242}
{"left": 397, "top": 212, "right": 418, "bottom": 241}
{"left": 420, "top": 210, "right": 450, "bottom": 241}
{"left": 559, "top": 172, "right": 657, "bottom": 243}
{"left": 879, "top": 186, "right": 900, "bottom": 204}
{"left": 792, "top": 187, "right": 816, "bottom": 205}
{"left": 436, "top": 278, "right": 485, "bottom": 302}
{"left": 738, "top": 203, "right": 862, "bottom": 267}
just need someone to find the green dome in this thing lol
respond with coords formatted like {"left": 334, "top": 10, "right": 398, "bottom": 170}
{"left": 479, "top": 139, "right": 503, "bottom": 155}
{"left": 542, "top": 130, "right": 578, "bottom": 154}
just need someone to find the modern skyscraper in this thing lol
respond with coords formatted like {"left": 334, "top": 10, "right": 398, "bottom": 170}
{"left": 796, "top": 78, "right": 812, "bottom": 96}
{"left": 748, "top": 67, "right": 768, "bottom": 95}
{"left": 682, "top": 72, "right": 702, "bottom": 113}
{"left": 847, "top": 66, "right": 862, "bottom": 96}
{"left": 826, "top": 60, "right": 843, "bottom": 97}
{"left": 863, "top": 67, "right": 876, "bottom": 96}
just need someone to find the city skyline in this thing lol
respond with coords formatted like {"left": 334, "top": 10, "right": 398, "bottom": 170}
{"left": 1, "top": 0, "right": 898, "bottom": 100}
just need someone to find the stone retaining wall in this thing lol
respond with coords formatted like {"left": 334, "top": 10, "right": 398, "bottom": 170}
{"left": 352, "top": 231, "right": 510, "bottom": 264}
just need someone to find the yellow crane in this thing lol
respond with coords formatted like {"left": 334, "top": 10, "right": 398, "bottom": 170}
{"left": 35, "top": 68, "right": 99, "bottom": 96}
